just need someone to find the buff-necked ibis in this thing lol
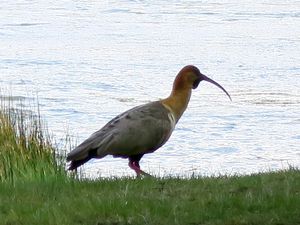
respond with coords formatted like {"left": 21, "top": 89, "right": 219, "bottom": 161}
{"left": 67, "top": 65, "right": 231, "bottom": 176}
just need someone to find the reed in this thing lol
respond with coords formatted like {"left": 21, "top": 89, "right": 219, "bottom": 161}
{"left": 0, "top": 96, "right": 67, "bottom": 183}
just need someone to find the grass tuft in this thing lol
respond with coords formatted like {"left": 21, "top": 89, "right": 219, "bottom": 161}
{"left": 0, "top": 96, "right": 67, "bottom": 183}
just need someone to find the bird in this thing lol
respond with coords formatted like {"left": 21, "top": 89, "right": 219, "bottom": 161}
{"left": 67, "top": 65, "right": 231, "bottom": 176}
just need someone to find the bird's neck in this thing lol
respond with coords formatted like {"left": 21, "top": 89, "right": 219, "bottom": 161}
{"left": 161, "top": 88, "right": 192, "bottom": 123}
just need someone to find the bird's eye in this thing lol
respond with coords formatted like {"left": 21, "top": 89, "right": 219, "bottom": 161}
{"left": 192, "top": 78, "right": 201, "bottom": 89}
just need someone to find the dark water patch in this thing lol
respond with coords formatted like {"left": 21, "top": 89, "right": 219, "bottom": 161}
{"left": 48, "top": 7, "right": 66, "bottom": 11}
{"left": 236, "top": 91, "right": 300, "bottom": 106}
{"left": 93, "top": 82, "right": 118, "bottom": 92}
{"left": 232, "top": 12, "right": 300, "bottom": 19}
{"left": 292, "top": 135, "right": 300, "bottom": 140}
{"left": 43, "top": 97, "right": 68, "bottom": 103}
{"left": 223, "top": 122, "right": 237, "bottom": 131}
{"left": 4, "top": 22, "right": 48, "bottom": 27}
{"left": 112, "top": 97, "right": 135, "bottom": 103}
{"left": 27, "top": 60, "right": 63, "bottom": 66}
{"left": 176, "top": 127, "right": 195, "bottom": 132}
{"left": 102, "top": 9, "right": 131, "bottom": 14}
{"left": 47, "top": 107, "right": 84, "bottom": 116}
{"left": 1, "top": 59, "right": 64, "bottom": 66}
{"left": 206, "top": 147, "right": 238, "bottom": 154}
{"left": 0, "top": 95, "right": 34, "bottom": 102}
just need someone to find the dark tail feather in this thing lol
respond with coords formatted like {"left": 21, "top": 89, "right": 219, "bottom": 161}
{"left": 68, "top": 157, "right": 91, "bottom": 170}
{"left": 67, "top": 148, "right": 99, "bottom": 170}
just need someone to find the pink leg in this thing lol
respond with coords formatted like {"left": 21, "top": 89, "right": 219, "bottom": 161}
{"left": 128, "top": 161, "right": 152, "bottom": 177}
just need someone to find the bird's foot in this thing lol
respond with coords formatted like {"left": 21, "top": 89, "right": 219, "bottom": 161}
{"left": 139, "top": 170, "right": 152, "bottom": 177}
{"left": 128, "top": 161, "right": 153, "bottom": 178}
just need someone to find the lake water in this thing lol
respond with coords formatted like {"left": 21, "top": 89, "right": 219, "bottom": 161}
{"left": 1, "top": 0, "right": 299, "bottom": 178}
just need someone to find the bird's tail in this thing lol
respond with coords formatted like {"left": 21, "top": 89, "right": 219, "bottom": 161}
{"left": 68, "top": 157, "right": 91, "bottom": 170}
{"left": 66, "top": 133, "right": 113, "bottom": 170}
{"left": 67, "top": 148, "right": 98, "bottom": 170}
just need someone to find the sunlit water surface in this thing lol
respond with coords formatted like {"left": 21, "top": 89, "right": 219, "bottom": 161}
{"left": 1, "top": 0, "right": 299, "bottom": 178}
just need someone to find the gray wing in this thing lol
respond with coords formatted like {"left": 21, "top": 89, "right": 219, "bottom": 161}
{"left": 67, "top": 101, "right": 174, "bottom": 164}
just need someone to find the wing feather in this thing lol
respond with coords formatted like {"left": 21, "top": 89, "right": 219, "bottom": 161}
{"left": 67, "top": 101, "right": 173, "bottom": 163}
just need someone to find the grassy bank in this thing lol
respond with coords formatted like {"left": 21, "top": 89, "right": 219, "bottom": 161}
{"left": 0, "top": 96, "right": 299, "bottom": 225}
{"left": 1, "top": 169, "right": 299, "bottom": 225}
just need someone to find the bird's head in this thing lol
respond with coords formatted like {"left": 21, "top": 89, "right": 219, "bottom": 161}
{"left": 174, "top": 65, "right": 231, "bottom": 101}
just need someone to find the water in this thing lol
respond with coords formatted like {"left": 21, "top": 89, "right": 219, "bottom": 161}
{"left": 1, "top": 0, "right": 299, "bottom": 178}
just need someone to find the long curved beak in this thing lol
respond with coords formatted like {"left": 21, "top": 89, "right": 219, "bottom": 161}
{"left": 201, "top": 74, "right": 232, "bottom": 101}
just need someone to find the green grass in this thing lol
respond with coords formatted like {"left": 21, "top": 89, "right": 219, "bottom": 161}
{"left": 0, "top": 96, "right": 67, "bottom": 183}
{"left": 0, "top": 95, "right": 299, "bottom": 225}
{"left": 1, "top": 169, "right": 300, "bottom": 225}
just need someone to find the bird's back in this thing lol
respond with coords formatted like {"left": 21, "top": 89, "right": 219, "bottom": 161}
{"left": 67, "top": 101, "right": 174, "bottom": 169}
